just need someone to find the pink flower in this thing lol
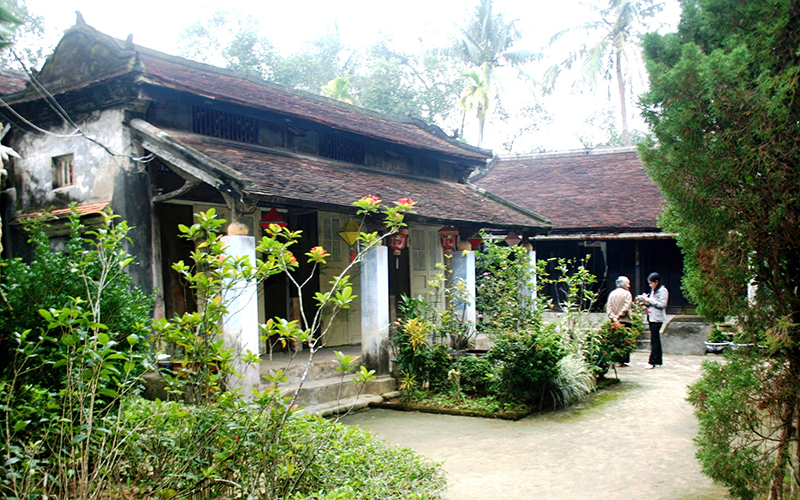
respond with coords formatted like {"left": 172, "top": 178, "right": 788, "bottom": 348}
{"left": 360, "top": 194, "right": 381, "bottom": 205}
{"left": 306, "top": 246, "right": 330, "bottom": 264}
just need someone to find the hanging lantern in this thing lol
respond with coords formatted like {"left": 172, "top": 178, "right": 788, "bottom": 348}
{"left": 504, "top": 231, "right": 521, "bottom": 247}
{"left": 388, "top": 228, "right": 409, "bottom": 256}
{"left": 338, "top": 218, "right": 361, "bottom": 262}
{"left": 260, "top": 208, "right": 288, "bottom": 231}
{"left": 437, "top": 226, "right": 459, "bottom": 251}
{"left": 467, "top": 233, "right": 483, "bottom": 250}
{"left": 388, "top": 227, "right": 409, "bottom": 269}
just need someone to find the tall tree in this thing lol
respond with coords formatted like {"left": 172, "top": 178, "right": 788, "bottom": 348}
{"left": 0, "top": 0, "right": 45, "bottom": 71}
{"left": 640, "top": 0, "right": 800, "bottom": 498}
{"left": 179, "top": 9, "right": 277, "bottom": 77}
{"left": 441, "top": 0, "right": 539, "bottom": 145}
{"left": 322, "top": 76, "right": 355, "bottom": 104}
{"left": 545, "top": 0, "right": 661, "bottom": 146}
{"left": 354, "top": 39, "right": 464, "bottom": 126}
{"left": 457, "top": 70, "right": 489, "bottom": 143}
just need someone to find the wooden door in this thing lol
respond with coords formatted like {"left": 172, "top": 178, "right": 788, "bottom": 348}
{"left": 318, "top": 212, "right": 362, "bottom": 346}
{"left": 409, "top": 225, "right": 444, "bottom": 310}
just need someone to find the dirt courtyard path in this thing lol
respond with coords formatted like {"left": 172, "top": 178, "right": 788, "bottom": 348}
{"left": 341, "top": 351, "right": 731, "bottom": 500}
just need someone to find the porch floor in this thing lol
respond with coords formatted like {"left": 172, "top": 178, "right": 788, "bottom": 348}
{"left": 259, "top": 345, "right": 362, "bottom": 374}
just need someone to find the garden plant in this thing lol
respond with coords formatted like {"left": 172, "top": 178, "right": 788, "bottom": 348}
{"left": 0, "top": 199, "right": 446, "bottom": 500}
{"left": 389, "top": 238, "right": 628, "bottom": 417}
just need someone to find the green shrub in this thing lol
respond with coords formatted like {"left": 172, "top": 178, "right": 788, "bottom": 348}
{"left": 476, "top": 238, "right": 542, "bottom": 335}
{"left": 286, "top": 416, "right": 446, "bottom": 500}
{"left": 121, "top": 396, "right": 446, "bottom": 500}
{"left": 487, "top": 325, "right": 565, "bottom": 405}
{"left": 457, "top": 356, "right": 495, "bottom": 396}
{"left": 707, "top": 326, "right": 728, "bottom": 343}
{"left": 426, "top": 343, "right": 452, "bottom": 391}
{"left": 687, "top": 354, "right": 772, "bottom": 500}
{"left": 0, "top": 211, "right": 153, "bottom": 389}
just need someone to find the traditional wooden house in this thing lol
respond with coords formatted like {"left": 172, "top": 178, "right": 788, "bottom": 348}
{"left": 0, "top": 20, "right": 550, "bottom": 372}
{"left": 473, "top": 147, "right": 691, "bottom": 313}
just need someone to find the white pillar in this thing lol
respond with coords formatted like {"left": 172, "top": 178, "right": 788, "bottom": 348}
{"left": 452, "top": 250, "right": 476, "bottom": 325}
{"left": 361, "top": 245, "right": 390, "bottom": 374}
{"left": 528, "top": 249, "right": 537, "bottom": 302}
{"left": 221, "top": 235, "right": 261, "bottom": 396}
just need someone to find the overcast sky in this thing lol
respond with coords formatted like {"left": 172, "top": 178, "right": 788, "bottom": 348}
{"left": 24, "top": 0, "right": 681, "bottom": 152}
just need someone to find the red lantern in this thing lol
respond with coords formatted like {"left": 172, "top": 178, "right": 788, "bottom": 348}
{"left": 437, "top": 226, "right": 459, "bottom": 251}
{"left": 504, "top": 231, "right": 521, "bottom": 247}
{"left": 388, "top": 228, "right": 409, "bottom": 269}
{"left": 389, "top": 228, "right": 409, "bottom": 256}
{"left": 259, "top": 208, "right": 287, "bottom": 231}
{"left": 467, "top": 233, "right": 483, "bottom": 250}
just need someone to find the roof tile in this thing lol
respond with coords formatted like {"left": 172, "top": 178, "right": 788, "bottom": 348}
{"left": 474, "top": 148, "right": 664, "bottom": 232}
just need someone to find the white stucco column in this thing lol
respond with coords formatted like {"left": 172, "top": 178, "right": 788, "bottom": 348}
{"left": 452, "top": 250, "right": 476, "bottom": 325}
{"left": 361, "top": 245, "right": 390, "bottom": 374}
{"left": 528, "top": 249, "right": 538, "bottom": 302}
{"left": 221, "top": 235, "right": 261, "bottom": 396}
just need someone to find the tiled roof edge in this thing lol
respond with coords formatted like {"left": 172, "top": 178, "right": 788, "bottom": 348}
{"left": 466, "top": 182, "right": 552, "bottom": 228}
{"left": 469, "top": 154, "right": 498, "bottom": 182}
{"left": 402, "top": 116, "right": 492, "bottom": 157}
{"left": 130, "top": 119, "right": 253, "bottom": 196}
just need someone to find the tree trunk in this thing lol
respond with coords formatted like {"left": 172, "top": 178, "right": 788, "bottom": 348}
{"left": 615, "top": 50, "right": 630, "bottom": 146}
{"left": 768, "top": 374, "right": 798, "bottom": 500}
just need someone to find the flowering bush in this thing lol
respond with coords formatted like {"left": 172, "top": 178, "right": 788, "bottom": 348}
{"left": 587, "top": 321, "right": 639, "bottom": 376}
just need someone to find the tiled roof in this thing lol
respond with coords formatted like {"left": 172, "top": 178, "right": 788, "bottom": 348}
{"left": 20, "top": 23, "right": 490, "bottom": 163}
{"left": 164, "top": 130, "right": 549, "bottom": 231}
{"left": 13, "top": 201, "right": 110, "bottom": 223}
{"left": 0, "top": 69, "right": 27, "bottom": 94}
{"left": 137, "top": 53, "right": 489, "bottom": 162}
{"left": 474, "top": 148, "right": 665, "bottom": 232}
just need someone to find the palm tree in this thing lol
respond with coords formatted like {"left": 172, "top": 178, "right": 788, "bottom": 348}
{"left": 442, "top": 0, "right": 539, "bottom": 145}
{"left": 322, "top": 76, "right": 356, "bottom": 104}
{"left": 545, "top": 0, "right": 661, "bottom": 146}
{"left": 458, "top": 70, "right": 489, "bottom": 145}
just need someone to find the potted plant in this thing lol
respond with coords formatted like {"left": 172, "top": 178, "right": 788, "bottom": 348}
{"left": 704, "top": 327, "right": 731, "bottom": 354}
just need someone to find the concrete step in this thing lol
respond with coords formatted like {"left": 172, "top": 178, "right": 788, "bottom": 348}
{"left": 296, "top": 393, "right": 384, "bottom": 417}
{"left": 278, "top": 374, "right": 396, "bottom": 409}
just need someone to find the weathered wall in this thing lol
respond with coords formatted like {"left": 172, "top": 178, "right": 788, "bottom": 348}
{"left": 15, "top": 108, "right": 128, "bottom": 210}
{"left": 11, "top": 107, "right": 155, "bottom": 296}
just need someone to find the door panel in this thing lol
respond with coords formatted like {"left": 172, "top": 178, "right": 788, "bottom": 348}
{"left": 410, "top": 225, "right": 444, "bottom": 309}
{"left": 318, "top": 212, "right": 362, "bottom": 346}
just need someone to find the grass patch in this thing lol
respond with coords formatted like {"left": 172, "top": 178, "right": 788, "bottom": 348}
{"left": 375, "top": 378, "right": 627, "bottom": 422}
{"left": 549, "top": 378, "right": 630, "bottom": 422}
{"left": 374, "top": 391, "right": 534, "bottom": 420}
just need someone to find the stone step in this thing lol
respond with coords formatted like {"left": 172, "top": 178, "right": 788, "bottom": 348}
{"left": 296, "top": 393, "right": 384, "bottom": 417}
{"left": 277, "top": 374, "right": 396, "bottom": 409}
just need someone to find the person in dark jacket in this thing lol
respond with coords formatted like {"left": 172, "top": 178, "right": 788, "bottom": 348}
{"left": 637, "top": 272, "right": 669, "bottom": 369}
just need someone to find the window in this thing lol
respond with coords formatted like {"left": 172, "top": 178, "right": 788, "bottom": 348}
{"left": 52, "top": 153, "right": 74, "bottom": 189}
{"left": 192, "top": 106, "right": 258, "bottom": 144}
{"left": 322, "top": 216, "right": 346, "bottom": 263}
{"left": 320, "top": 133, "right": 364, "bottom": 164}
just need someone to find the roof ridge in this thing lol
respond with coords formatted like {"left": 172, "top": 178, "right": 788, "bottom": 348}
{"left": 497, "top": 146, "right": 638, "bottom": 161}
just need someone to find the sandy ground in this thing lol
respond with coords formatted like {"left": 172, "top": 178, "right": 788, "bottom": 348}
{"left": 341, "top": 351, "right": 731, "bottom": 500}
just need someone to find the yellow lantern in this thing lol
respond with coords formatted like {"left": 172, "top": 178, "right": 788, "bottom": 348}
{"left": 338, "top": 218, "right": 361, "bottom": 262}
